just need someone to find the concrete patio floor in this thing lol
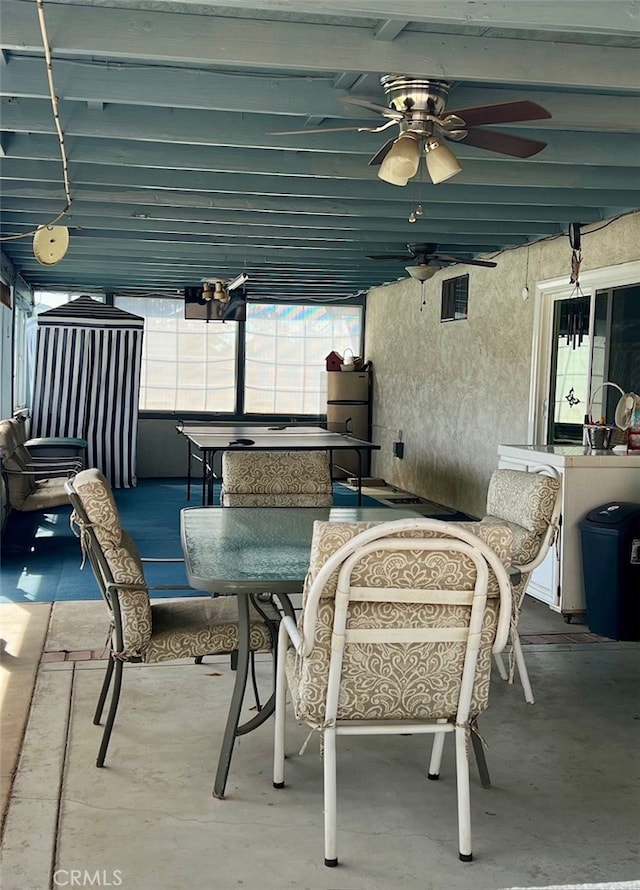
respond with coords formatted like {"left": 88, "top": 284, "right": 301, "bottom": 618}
{"left": 1, "top": 597, "right": 639, "bottom": 890}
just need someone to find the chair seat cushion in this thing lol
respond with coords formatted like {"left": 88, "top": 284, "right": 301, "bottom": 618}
{"left": 144, "top": 596, "right": 273, "bottom": 662}
{"left": 480, "top": 515, "right": 542, "bottom": 566}
{"left": 21, "top": 477, "right": 71, "bottom": 511}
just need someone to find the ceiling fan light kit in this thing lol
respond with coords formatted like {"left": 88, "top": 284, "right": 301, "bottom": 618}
{"left": 377, "top": 132, "right": 421, "bottom": 185}
{"left": 405, "top": 264, "right": 438, "bottom": 282}
{"left": 424, "top": 138, "right": 462, "bottom": 184}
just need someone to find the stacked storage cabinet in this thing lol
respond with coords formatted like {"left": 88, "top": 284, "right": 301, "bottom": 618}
{"left": 326, "top": 370, "right": 372, "bottom": 479}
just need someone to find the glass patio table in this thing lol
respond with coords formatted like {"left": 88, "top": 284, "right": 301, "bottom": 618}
{"left": 180, "top": 505, "right": 419, "bottom": 799}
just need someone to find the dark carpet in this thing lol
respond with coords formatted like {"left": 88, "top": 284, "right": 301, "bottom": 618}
{"left": 0, "top": 479, "right": 384, "bottom": 604}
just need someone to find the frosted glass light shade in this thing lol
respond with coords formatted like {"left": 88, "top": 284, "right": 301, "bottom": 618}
{"left": 378, "top": 133, "right": 421, "bottom": 186}
{"left": 424, "top": 139, "right": 462, "bottom": 184}
{"left": 405, "top": 264, "right": 438, "bottom": 281}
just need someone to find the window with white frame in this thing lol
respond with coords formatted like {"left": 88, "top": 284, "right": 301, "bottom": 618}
{"left": 115, "top": 297, "right": 362, "bottom": 415}
{"left": 115, "top": 297, "right": 238, "bottom": 412}
{"left": 244, "top": 302, "right": 362, "bottom": 415}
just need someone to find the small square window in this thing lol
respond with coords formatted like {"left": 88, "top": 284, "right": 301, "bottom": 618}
{"left": 441, "top": 274, "right": 469, "bottom": 322}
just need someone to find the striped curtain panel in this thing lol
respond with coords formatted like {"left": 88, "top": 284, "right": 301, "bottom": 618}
{"left": 30, "top": 297, "right": 144, "bottom": 488}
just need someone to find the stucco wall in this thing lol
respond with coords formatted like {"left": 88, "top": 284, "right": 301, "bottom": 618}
{"left": 365, "top": 211, "right": 640, "bottom": 517}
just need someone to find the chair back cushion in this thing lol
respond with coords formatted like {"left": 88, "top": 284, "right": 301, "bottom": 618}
{"left": 483, "top": 469, "right": 560, "bottom": 566}
{"left": 0, "top": 419, "right": 36, "bottom": 506}
{"left": 486, "top": 469, "right": 559, "bottom": 534}
{"left": 287, "top": 519, "right": 512, "bottom": 724}
{"left": 71, "top": 469, "right": 152, "bottom": 656}
{"left": 221, "top": 450, "right": 333, "bottom": 506}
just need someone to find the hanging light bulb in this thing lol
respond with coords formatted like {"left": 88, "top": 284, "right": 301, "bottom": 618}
{"left": 378, "top": 132, "right": 421, "bottom": 186}
{"left": 408, "top": 210, "right": 417, "bottom": 223}
{"left": 415, "top": 203, "right": 424, "bottom": 217}
{"left": 424, "top": 138, "right": 462, "bottom": 184}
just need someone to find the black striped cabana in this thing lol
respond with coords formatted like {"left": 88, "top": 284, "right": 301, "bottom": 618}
{"left": 30, "top": 297, "right": 144, "bottom": 488}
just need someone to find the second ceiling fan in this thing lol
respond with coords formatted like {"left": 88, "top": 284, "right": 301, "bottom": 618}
{"left": 368, "top": 243, "right": 498, "bottom": 281}
{"left": 272, "top": 76, "right": 551, "bottom": 186}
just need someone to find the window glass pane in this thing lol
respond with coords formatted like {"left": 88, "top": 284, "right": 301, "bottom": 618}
{"left": 115, "top": 297, "right": 237, "bottom": 412}
{"left": 13, "top": 303, "right": 28, "bottom": 410}
{"left": 607, "top": 283, "right": 640, "bottom": 404}
{"left": 244, "top": 303, "right": 362, "bottom": 415}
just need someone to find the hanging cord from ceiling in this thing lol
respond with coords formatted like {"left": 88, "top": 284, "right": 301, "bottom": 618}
{"left": 0, "top": 0, "right": 72, "bottom": 242}
{"left": 565, "top": 222, "right": 588, "bottom": 349}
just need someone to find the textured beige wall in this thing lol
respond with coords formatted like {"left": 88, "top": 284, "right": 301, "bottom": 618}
{"left": 365, "top": 211, "right": 640, "bottom": 517}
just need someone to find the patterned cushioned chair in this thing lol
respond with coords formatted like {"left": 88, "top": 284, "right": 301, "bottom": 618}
{"left": 0, "top": 419, "right": 77, "bottom": 514}
{"left": 65, "top": 468, "right": 277, "bottom": 768}
{"left": 220, "top": 450, "right": 333, "bottom": 507}
{"left": 273, "top": 517, "right": 513, "bottom": 866}
{"left": 479, "top": 465, "right": 561, "bottom": 703}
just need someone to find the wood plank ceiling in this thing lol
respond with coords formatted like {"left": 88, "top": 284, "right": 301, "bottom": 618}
{"left": 1, "top": 0, "right": 639, "bottom": 302}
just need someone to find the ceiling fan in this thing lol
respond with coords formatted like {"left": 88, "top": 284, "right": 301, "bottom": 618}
{"left": 368, "top": 242, "right": 498, "bottom": 280}
{"left": 272, "top": 76, "right": 551, "bottom": 186}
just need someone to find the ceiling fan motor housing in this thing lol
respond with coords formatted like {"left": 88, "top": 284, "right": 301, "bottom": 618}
{"left": 380, "top": 76, "right": 451, "bottom": 133}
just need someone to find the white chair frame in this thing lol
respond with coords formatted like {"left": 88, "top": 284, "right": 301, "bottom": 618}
{"left": 273, "top": 517, "right": 512, "bottom": 866}
{"left": 492, "top": 464, "right": 562, "bottom": 704}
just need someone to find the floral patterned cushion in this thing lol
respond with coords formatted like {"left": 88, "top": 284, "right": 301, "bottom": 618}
{"left": 479, "top": 515, "right": 542, "bottom": 566}
{"left": 72, "top": 469, "right": 154, "bottom": 656}
{"left": 485, "top": 469, "right": 560, "bottom": 534}
{"left": 71, "top": 468, "right": 274, "bottom": 662}
{"left": 480, "top": 469, "right": 559, "bottom": 572}
{"left": 221, "top": 450, "right": 333, "bottom": 506}
{"left": 286, "top": 519, "right": 512, "bottom": 725}
{"left": 145, "top": 596, "right": 273, "bottom": 662}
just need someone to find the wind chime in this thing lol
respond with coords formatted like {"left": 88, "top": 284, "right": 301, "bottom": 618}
{"left": 564, "top": 222, "right": 589, "bottom": 349}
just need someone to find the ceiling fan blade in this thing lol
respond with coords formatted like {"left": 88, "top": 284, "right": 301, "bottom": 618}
{"left": 433, "top": 253, "right": 498, "bottom": 268}
{"left": 449, "top": 100, "right": 551, "bottom": 128}
{"left": 368, "top": 138, "right": 396, "bottom": 166}
{"left": 341, "top": 96, "right": 403, "bottom": 118}
{"left": 459, "top": 127, "right": 548, "bottom": 158}
{"left": 269, "top": 124, "right": 367, "bottom": 135}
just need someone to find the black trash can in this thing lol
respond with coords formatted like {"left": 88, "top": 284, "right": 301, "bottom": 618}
{"left": 580, "top": 502, "right": 640, "bottom": 640}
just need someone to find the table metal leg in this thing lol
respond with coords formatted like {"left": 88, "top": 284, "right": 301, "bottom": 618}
{"left": 186, "top": 440, "right": 192, "bottom": 502}
{"left": 212, "top": 593, "right": 294, "bottom": 799}
{"left": 356, "top": 450, "right": 363, "bottom": 505}
{"left": 213, "top": 594, "right": 251, "bottom": 799}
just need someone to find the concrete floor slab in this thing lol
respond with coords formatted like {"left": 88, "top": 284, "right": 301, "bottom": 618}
{"left": 1, "top": 644, "right": 638, "bottom": 890}
{"left": 0, "top": 603, "right": 52, "bottom": 831}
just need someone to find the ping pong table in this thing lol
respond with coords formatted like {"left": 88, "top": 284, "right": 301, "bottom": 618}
{"left": 176, "top": 422, "right": 380, "bottom": 506}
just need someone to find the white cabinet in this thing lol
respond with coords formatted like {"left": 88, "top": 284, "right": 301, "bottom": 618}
{"left": 498, "top": 445, "right": 640, "bottom": 618}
